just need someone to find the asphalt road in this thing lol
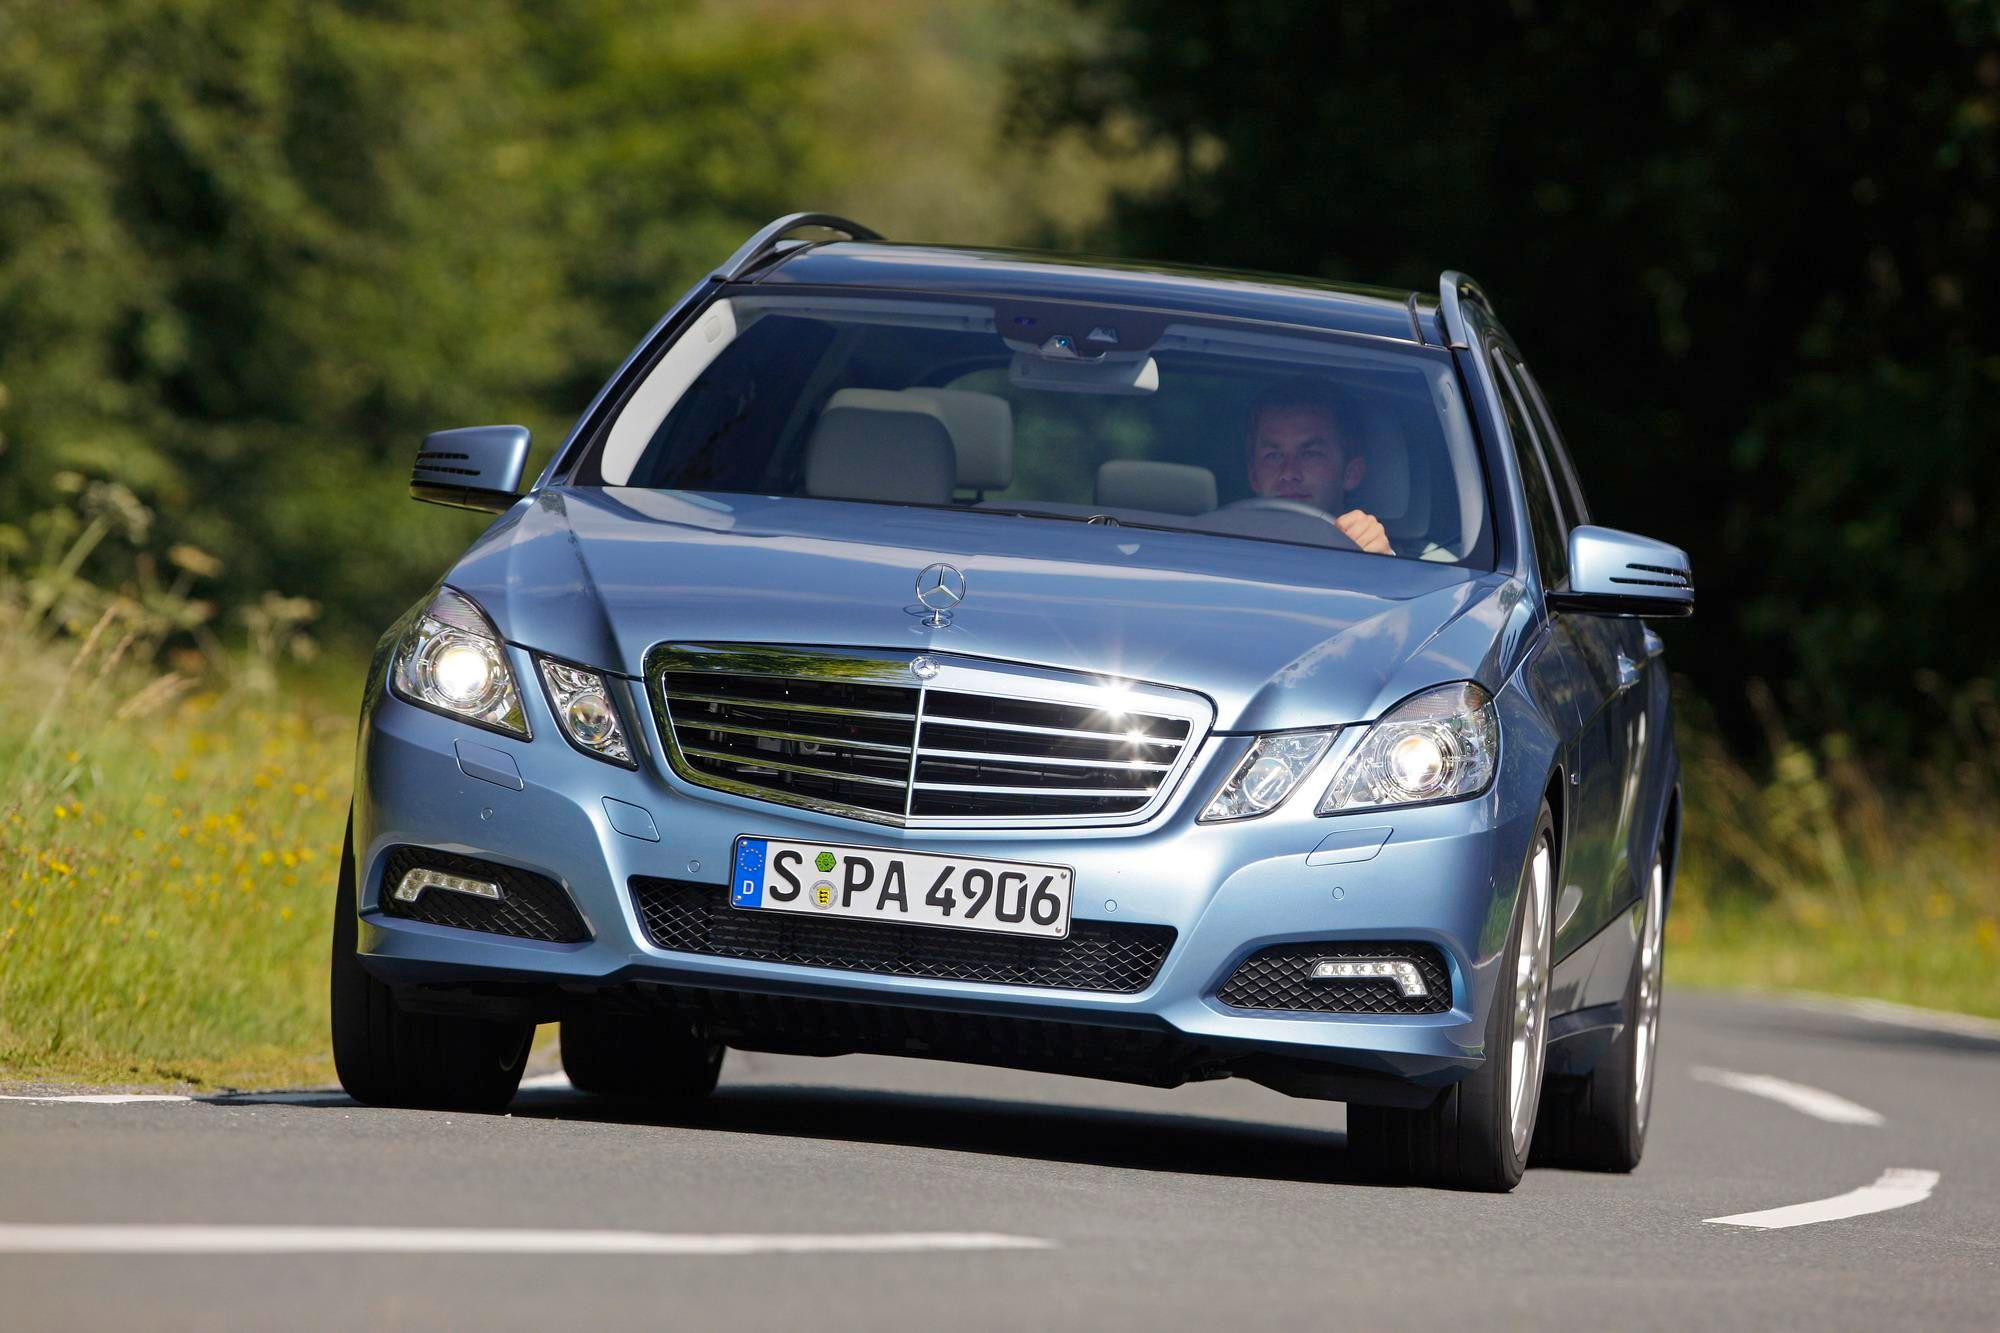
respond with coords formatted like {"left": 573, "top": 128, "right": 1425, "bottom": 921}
{"left": 4, "top": 990, "right": 1996, "bottom": 1332}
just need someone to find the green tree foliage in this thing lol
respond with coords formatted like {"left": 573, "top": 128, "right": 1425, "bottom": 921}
{"left": 1016, "top": 0, "right": 2000, "bottom": 755}
{"left": 0, "top": 0, "right": 1144, "bottom": 652}
{"left": 0, "top": 0, "right": 835, "bottom": 640}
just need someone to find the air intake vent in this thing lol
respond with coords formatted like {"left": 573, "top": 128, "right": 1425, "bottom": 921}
{"left": 1217, "top": 941, "right": 1451, "bottom": 1015}
{"left": 648, "top": 644, "right": 1211, "bottom": 827}
{"left": 379, "top": 845, "right": 589, "bottom": 943}
{"left": 632, "top": 878, "right": 1175, "bottom": 992}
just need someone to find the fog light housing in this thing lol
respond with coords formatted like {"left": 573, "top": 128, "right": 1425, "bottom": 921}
{"left": 1309, "top": 956, "right": 1428, "bottom": 998}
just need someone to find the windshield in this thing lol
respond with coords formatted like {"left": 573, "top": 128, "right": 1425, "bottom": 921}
{"left": 578, "top": 292, "right": 1492, "bottom": 565}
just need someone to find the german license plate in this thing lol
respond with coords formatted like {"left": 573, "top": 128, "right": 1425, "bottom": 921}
{"left": 728, "top": 836, "right": 1074, "bottom": 939}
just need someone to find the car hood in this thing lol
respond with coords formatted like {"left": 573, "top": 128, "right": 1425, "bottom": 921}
{"left": 446, "top": 488, "right": 1532, "bottom": 730}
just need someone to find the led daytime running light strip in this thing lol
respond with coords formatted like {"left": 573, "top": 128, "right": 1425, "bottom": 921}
{"left": 393, "top": 868, "right": 504, "bottom": 904}
{"left": 1308, "top": 957, "right": 1429, "bottom": 998}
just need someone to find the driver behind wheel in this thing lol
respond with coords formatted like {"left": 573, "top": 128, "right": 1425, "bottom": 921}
{"left": 1245, "top": 376, "right": 1393, "bottom": 555}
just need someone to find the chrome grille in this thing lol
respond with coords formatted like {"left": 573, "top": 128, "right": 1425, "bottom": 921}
{"left": 648, "top": 644, "right": 1210, "bottom": 827}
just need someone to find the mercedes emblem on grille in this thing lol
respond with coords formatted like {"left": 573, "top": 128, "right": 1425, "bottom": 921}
{"left": 913, "top": 562, "right": 967, "bottom": 628}
{"left": 910, "top": 655, "right": 940, "bottom": 681}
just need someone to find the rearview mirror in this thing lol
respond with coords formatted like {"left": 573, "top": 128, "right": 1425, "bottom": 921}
{"left": 1548, "top": 525, "right": 1693, "bottom": 618}
{"left": 410, "top": 426, "right": 530, "bottom": 513}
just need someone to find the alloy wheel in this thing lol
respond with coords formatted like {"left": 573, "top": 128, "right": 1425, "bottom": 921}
{"left": 1508, "top": 836, "right": 1554, "bottom": 1160}
{"left": 1633, "top": 859, "right": 1665, "bottom": 1134}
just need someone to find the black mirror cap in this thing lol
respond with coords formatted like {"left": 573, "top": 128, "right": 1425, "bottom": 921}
{"left": 412, "top": 425, "right": 531, "bottom": 513}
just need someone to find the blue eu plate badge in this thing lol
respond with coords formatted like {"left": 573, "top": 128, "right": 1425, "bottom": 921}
{"left": 731, "top": 838, "right": 768, "bottom": 908}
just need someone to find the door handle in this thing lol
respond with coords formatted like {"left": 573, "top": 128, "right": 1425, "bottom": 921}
{"left": 1615, "top": 651, "right": 1642, "bottom": 693}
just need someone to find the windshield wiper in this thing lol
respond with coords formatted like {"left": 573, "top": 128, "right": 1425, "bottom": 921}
{"left": 979, "top": 507, "right": 1204, "bottom": 538}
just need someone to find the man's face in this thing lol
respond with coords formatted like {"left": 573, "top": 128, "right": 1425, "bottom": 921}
{"left": 1247, "top": 404, "right": 1366, "bottom": 511}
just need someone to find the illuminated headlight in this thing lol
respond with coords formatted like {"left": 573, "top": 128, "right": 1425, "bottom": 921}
{"left": 1318, "top": 681, "right": 1498, "bottom": 813}
{"left": 537, "top": 659, "right": 635, "bottom": 767}
{"left": 1200, "top": 729, "right": 1336, "bottom": 822}
{"left": 389, "top": 588, "right": 528, "bottom": 737}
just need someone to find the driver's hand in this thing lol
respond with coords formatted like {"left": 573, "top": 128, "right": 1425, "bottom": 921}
{"left": 1336, "top": 509, "right": 1393, "bottom": 555}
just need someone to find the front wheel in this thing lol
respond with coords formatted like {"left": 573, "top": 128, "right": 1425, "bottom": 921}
{"left": 329, "top": 813, "right": 533, "bottom": 1112}
{"left": 1533, "top": 846, "right": 1667, "bottom": 1171}
{"left": 1348, "top": 801, "right": 1555, "bottom": 1191}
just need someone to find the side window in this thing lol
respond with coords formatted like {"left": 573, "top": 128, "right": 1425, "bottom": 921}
{"left": 1489, "top": 348, "right": 1570, "bottom": 590}
{"left": 1508, "top": 358, "right": 1591, "bottom": 527}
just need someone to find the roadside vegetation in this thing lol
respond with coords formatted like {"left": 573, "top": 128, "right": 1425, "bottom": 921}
{"left": 0, "top": 484, "right": 351, "bottom": 1088}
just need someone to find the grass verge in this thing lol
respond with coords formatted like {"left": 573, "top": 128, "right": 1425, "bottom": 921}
{"left": 0, "top": 607, "right": 354, "bottom": 1090}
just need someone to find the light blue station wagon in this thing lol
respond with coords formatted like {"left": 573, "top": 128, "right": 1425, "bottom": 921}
{"left": 333, "top": 215, "right": 1693, "bottom": 1191}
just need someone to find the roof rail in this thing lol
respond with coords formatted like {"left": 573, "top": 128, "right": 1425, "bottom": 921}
{"left": 716, "top": 213, "right": 883, "bottom": 282}
{"left": 1436, "top": 271, "right": 1489, "bottom": 350}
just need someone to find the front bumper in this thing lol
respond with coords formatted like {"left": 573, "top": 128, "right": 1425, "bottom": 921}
{"left": 353, "top": 649, "right": 1538, "bottom": 1098}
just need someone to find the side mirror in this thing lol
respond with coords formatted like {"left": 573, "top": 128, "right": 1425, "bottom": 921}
{"left": 1548, "top": 525, "right": 1693, "bottom": 618}
{"left": 411, "top": 426, "right": 531, "bottom": 512}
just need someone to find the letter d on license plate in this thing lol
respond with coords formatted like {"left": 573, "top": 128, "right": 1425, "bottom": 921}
{"left": 729, "top": 836, "right": 1073, "bottom": 939}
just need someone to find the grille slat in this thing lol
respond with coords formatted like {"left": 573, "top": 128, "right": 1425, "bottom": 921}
{"left": 703, "top": 722, "right": 912, "bottom": 754}
{"left": 916, "top": 747, "right": 1171, "bottom": 771}
{"left": 632, "top": 878, "right": 1174, "bottom": 993}
{"left": 681, "top": 746, "right": 910, "bottom": 789}
{"left": 651, "top": 644, "right": 1210, "bottom": 827}
{"left": 665, "top": 690, "right": 918, "bottom": 722}
{"left": 910, "top": 714, "right": 1180, "bottom": 744}
{"left": 912, "top": 781, "right": 1160, "bottom": 797}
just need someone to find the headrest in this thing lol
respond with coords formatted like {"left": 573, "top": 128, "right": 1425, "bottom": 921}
{"left": 901, "top": 389, "right": 1013, "bottom": 492}
{"left": 1347, "top": 401, "right": 1430, "bottom": 540}
{"left": 804, "top": 389, "right": 956, "bottom": 505}
{"left": 1094, "top": 460, "right": 1217, "bottom": 516}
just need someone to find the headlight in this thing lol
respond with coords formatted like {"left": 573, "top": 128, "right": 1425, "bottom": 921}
{"left": 389, "top": 587, "right": 528, "bottom": 737}
{"left": 1317, "top": 682, "right": 1498, "bottom": 813}
{"left": 537, "top": 658, "right": 635, "bottom": 767}
{"left": 1200, "top": 729, "right": 1336, "bottom": 822}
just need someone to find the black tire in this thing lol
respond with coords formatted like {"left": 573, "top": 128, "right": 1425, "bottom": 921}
{"left": 1532, "top": 845, "right": 1666, "bottom": 1172}
{"left": 559, "top": 1011, "right": 725, "bottom": 1103}
{"left": 1348, "top": 801, "right": 1556, "bottom": 1192}
{"left": 330, "top": 812, "right": 533, "bottom": 1112}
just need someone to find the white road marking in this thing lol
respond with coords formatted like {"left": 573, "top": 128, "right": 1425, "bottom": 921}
{"left": 206, "top": 1091, "right": 351, "bottom": 1106}
{"left": 2, "top": 1072, "right": 574, "bottom": 1109}
{"left": 1705, "top": 1168, "right": 1939, "bottom": 1230}
{"left": 0, "top": 1094, "right": 191, "bottom": 1105}
{"left": 1777, "top": 993, "right": 2000, "bottom": 1042}
{"left": 1690, "top": 1066, "right": 1885, "bottom": 1126}
{"left": 0, "top": 1224, "right": 1055, "bottom": 1256}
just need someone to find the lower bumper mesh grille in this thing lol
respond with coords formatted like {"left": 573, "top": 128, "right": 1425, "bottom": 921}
{"left": 631, "top": 878, "right": 1174, "bottom": 993}
{"left": 379, "top": 845, "right": 589, "bottom": 943}
{"left": 1216, "top": 941, "right": 1452, "bottom": 1015}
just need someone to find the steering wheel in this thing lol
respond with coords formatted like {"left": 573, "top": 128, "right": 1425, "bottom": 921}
{"left": 1216, "top": 496, "right": 1363, "bottom": 550}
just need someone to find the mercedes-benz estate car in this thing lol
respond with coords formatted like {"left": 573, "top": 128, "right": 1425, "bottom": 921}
{"left": 332, "top": 214, "right": 1692, "bottom": 1191}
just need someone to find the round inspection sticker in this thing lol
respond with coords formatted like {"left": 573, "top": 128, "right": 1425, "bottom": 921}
{"left": 815, "top": 851, "right": 837, "bottom": 873}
